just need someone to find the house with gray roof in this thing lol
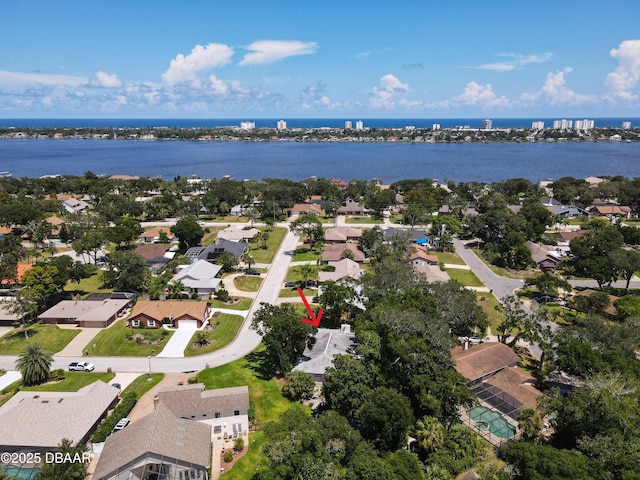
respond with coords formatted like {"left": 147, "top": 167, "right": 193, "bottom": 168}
{"left": 186, "top": 239, "right": 249, "bottom": 263}
{"left": 38, "top": 299, "right": 131, "bottom": 328}
{"left": 293, "top": 325, "right": 355, "bottom": 382}
{"left": 217, "top": 226, "right": 259, "bottom": 242}
{"left": 93, "top": 404, "right": 211, "bottom": 480}
{"left": 0, "top": 381, "right": 119, "bottom": 452}
{"left": 171, "top": 259, "right": 222, "bottom": 299}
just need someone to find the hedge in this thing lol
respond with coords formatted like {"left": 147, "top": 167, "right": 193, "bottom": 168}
{"left": 90, "top": 391, "right": 137, "bottom": 443}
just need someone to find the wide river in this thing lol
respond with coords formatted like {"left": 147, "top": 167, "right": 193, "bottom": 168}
{"left": 1, "top": 139, "right": 639, "bottom": 183}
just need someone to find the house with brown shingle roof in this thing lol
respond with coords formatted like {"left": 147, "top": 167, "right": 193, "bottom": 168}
{"left": 483, "top": 367, "right": 543, "bottom": 411}
{"left": 129, "top": 300, "right": 210, "bottom": 328}
{"left": 324, "top": 226, "right": 363, "bottom": 244}
{"left": 290, "top": 203, "right": 322, "bottom": 215}
{"left": 591, "top": 204, "right": 633, "bottom": 219}
{"left": 525, "top": 241, "right": 560, "bottom": 271}
{"left": 38, "top": 299, "right": 131, "bottom": 328}
{"left": 318, "top": 258, "right": 365, "bottom": 283}
{"left": 452, "top": 342, "right": 520, "bottom": 385}
{"left": 337, "top": 199, "right": 366, "bottom": 216}
{"left": 409, "top": 245, "right": 438, "bottom": 266}
{"left": 322, "top": 243, "right": 365, "bottom": 263}
{"left": 139, "top": 226, "right": 177, "bottom": 243}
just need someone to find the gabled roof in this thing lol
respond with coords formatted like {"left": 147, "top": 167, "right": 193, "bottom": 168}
{"left": 452, "top": 342, "right": 520, "bottom": 382}
{"left": 93, "top": 403, "right": 211, "bottom": 480}
{"left": 0, "top": 381, "right": 119, "bottom": 449}
{"left": 318, "top": 258, "right": 364, "bottom": 282}
{"left": 409, "top": 245, "right": 438, "bottom": 264}
{"left": 557, "top": 230, "right": 587, "bottom": 242}
{"left": 322, "top": 243, "right": 365, "bottom": 262}
{"left": 173, "top": 259, "right": 222, "bottom": 290}
{"left": 337, "top": 200, "right": 366, "bottom": 214}
{"left": 324, "top": 226, "right": 363, "bottom": 242}
{"left": 217, "top": 226, "right": 259, "bottom": 241}
{"left": 38, "top": 299, "right": 130, "bottom": 323}
{"left": 157, "top": 384, "right": 249, "bottom": 417}
{"left": 291, "top": 203, "right": 322, "bottom": 214}
{"left": 130, "top": 300, "right": 209, "bottom": 322}
{"left": 199, "top": 238, "right": 249, "bottom": 260}
{"left": 484, "top": 367, "right": 543, "bottom": 410}
{"left": 525, "top": 241, "right": 559, "bottom": 265}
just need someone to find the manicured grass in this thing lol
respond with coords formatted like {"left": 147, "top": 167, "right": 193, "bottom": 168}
{"left": 21, "top": 372, "right": 116, "bottom": 392}
{"left": 431, "top": 250, "right": 466, "bottom": 265}
{"left": 184, "top": 313, "right": 244, "bottom": 356}
{"left": 446, "top": 268, "right": 484, "bottom": 287}
{"left": 279, "top": 288, "right": 316, "bottom": 298}
{"left": 344, "top": 216, "right": 384, "bottom": 224}
{"left": 64, "top": 272, "right": 112, "bottom": 296}
{"left": 286, "top": 265, "right": 319, "bottom": 283}
{"left": 233, "top": 275, "right": 263, "bottom": 292}
{"left": 195, "top": 345, "right": 309, "bottom": 479}
{"left": 292, "top": 247, "right": 322, "bottom": 262}
{"left": 87, "top": 321, "right": 175, "bottom": 356}
{"left": 201, "top": 226, "right": 222, "bottom": 244}
{"left": 122, "top": 373, "right": 165, "bottom": 399}
{"left": 250, "top": 227, "right": 287, "bottom": 264}
{"left": 0, "top": 325, "right": 80, "bottom": 355}
{"left": 475, "top": 292, "right": 503, "bottom": 333}
{"left": 209, "top": 296, "right": 253, "bottom": 311}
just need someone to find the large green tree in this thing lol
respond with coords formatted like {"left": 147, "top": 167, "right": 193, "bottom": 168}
{"left": 250, "top": 303, "right": 316, "bottom": 373}
{"left": 102, "top": 250, "right": 150, "bottom": 292}
{"left": 170, "top": 217, "right": 204, "bottom": 250}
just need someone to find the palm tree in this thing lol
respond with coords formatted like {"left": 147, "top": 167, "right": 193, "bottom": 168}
{"left": 15, "top": 342, "right": 53, "bottom": 386}
{"left": 244, "top": 253, "right": 255, "bottom": 270}
{"left": 166, "top": 280, "right": 186, "bottom": 300}
{"left": 299, "top": 263, "right": 315, "bottom": 288}
{"left": 412, "top": 416, "right": 445, "bottom": 454}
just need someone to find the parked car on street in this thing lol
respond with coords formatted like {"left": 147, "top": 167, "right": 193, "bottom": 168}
{"left": 68, "top": 361, "right": 95, "bottom": 372}
{"left": 284, "top": 281, "right": 296, "bottom": 288}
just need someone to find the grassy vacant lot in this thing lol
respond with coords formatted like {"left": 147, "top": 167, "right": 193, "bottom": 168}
{"left": 431, "top": 251, "right": 466, "bottom": 265}
{"left": 446, "top": 268, "right": 484, "bottom": 287}
{"left": 122, "top": 373, "right": 165, "bottom": 399}
{"left": 476, "top": 292, "right": 503, "bottom": 333}
{"left": 344, "top": 216, "right": 384, "bottom": 224}
{"left": 196, "top": 346, "right": 308, "bottom": 480}
{"left": 286, "top": 265, "right": 319, "bottom": 283}
{"left": 292, "top": 247, "right": 322, "bottom": 262}
{"left": 209, "top": 296, "right": 253, "bottom": 311}
{"left": 0, "top": 325, "right": 80, "bottom": 355}
{"left": 21, "top": 372, "right": 116, "bottom": 392}
{"left": 233, "top": 275, "right": 263, "bottom": 292}
{"left": 250, "top": 227, "right": 286, "bottom": 264}
{"left": 184, "top": 313, "right": 244, "bottom": 356}
{"left": 64, "top": 272, "right": 112, "bottom": 297}
{"left": 87, "top": 321, "right": 175, "bottom": 356}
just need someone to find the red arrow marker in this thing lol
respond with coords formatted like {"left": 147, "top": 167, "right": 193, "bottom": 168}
{"left": 297, "top": 287, "right": 323, "bottom": 327}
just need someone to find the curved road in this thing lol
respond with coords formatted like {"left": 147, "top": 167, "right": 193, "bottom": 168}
{"left": 0, "top": 226, "right": 299, "bottom": 374}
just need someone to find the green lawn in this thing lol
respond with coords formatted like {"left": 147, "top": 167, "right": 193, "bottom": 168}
{"left": 0, "top": 325, "right": 80, "bottom": 355}
{"left": 344, "top": 216, "right": 384, "bottom": 224}
{"left": 233, "top": 275, "right": 263, "bottom": 292}
{"left": 292, "top": 247, "right": 322, "bottom": 262}
{"left": 286, "top": 265, "right": 319, "bottom": 283}
{"left": 431, "top": 251, "right": 466, "bottom": 265}
{"left": 250, "top": 227, "right": 287, "bottom": 263}
{"left": 279, "top": 287, "right": 316, "bottom": 298}
{"left": 184, "top": 313, "right": 244, "bottom": 356}
{"left": 21, "top": 372, "right": 116, "bottom": 392}
{"left": 64, "top": 272, "right": 112, "bottom": 296}
{"left": 122, "top": 373, "right": 165, "bottom": 399}
{"left": 475, "top": 292, "right": 503, "bottom": 333}
{"left": 446, "top": 268, "right": 484, "bottom": 287}
{"left": 209, "top": 296, "right": 253, "bottom": 311}
{"left": 195, "top": 345, "right": 309, "bottom": 480}
{"left": 87, "top": 321, "right": 175, "bottom": 356}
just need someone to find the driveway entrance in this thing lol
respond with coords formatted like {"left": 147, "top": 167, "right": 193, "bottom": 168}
{"left": 156, "top": 321, "right": 199, "bottom": 358}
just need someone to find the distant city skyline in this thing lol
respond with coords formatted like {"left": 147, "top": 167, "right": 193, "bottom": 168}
{"left": 1, "top": 1, "right": 639, "bottom": 118}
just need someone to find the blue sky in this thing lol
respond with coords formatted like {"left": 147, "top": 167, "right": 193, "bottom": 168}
{"left": 1, "top": 0, "right": 640, "bottom": 118}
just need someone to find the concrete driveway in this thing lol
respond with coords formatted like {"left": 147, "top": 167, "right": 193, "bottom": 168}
{"left": 157, "top": 321, "right": 199, "bottom": 358}
{"left": 0, "top": 370, "right": 21, "bottom": 390}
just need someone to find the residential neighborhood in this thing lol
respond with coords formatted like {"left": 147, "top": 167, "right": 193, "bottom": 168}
{"left": 0, "top": 173, "right": 639, "bottom": 479}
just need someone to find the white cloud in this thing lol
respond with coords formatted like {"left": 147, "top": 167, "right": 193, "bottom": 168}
{"left": 452, "top": 81, "right": 510, "bottom": 107}
{"left": 539, "top": 67, "right": 594, "bottom": 105}
{"left": 208, "top": 74, "right": 228, "bottom": 95}
{"left": 473, "top": 52, "right": 553, "bottom": 72}
{"left": 370, "top": 74, "right": 409, "bottom": 109}
{"left": 89, "top": 70, "right": 123, "bottom": 88}
{"left": 162, "top": 43, "right": 234, "bottom": 85}
{"left": 239, "top": 40, "right": 317, "bottom": 66}
{"left": 356, "top": 51, "right": 371, "bottom": 59}
{"left": 0, "top": 70, "right": 86, "bottom": 88}
{"left": 605, "top": 40, "right": 640, "bottom": 101}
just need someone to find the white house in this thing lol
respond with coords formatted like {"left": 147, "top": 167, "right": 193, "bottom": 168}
{"left": 172, "top": 259, "right": 223, "bottom": 299}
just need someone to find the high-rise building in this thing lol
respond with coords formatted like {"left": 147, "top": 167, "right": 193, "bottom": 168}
{"left": 277, "top": 120, "right": 287, "bottom": 130}
{"left": 553, "top": 119, "right": 573, "bottom": 130}
{"left": 432, "top": 123, "right": 441, "bottom": 131}
{"left": 574, "top": 119, "right": 594, "bottom": 130}
{"left": 344, "top": 120, "right": 352, "bottom": 130}
{"left": 622, "top": 121, "right": 632, "bottom": 130}
{"left": 240, "top": 121, "right": 255, "bottom": 131}
{"left": 531, "top": 121, "right": 545, "bottom": 130}
{"left": 482, "top": 119, "right": 492, "bottom": 130}
{"left": 355, "top": 120, "right": 364, "bottom": 130}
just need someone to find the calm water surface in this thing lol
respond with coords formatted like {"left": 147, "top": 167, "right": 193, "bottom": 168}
{"left": 1, "top": 139, "right": 639, "bottom": 183}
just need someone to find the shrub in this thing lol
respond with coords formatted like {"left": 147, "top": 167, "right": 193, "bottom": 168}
{"left": 51, "top": 369, "right": 66, "bottom": 381}
{"left": 215, "top": 288, "right": 231, "bottom": 302}
{"left": 223, "top": 450, "right": 234, "bottom": 463}
{"left": 90, "top": 392, "right": 137, "bottom": 443}
{"left": 281, "top": 371, "right": 315, "bottom": 402}
{"left": 233, "top": 437, "right": 245, "bottom": 452}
